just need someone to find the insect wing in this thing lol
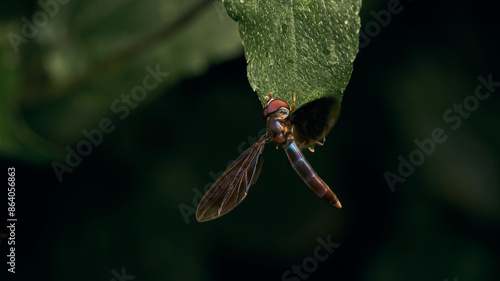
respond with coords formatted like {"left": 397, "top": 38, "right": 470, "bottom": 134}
{"left": 287, "top": 97, "right": 340, "bottom": 148}
{"left": 196, "top": 134, "right": 268, "bottom": 222}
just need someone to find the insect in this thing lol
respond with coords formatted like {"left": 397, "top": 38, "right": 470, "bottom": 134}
{"left": 196, "top": 93, "right": 342, "bottom": 222}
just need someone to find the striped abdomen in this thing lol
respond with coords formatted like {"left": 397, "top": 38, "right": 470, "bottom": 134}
{"left": 284, "top": 141, "right": 342, "bottom": 208}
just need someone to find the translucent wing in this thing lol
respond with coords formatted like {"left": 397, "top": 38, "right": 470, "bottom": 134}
{"left": 196, "top": 134, "right": 268, "bottom": 222}
{"left": 287, "top": 97, "right": 340, "bottom": 148}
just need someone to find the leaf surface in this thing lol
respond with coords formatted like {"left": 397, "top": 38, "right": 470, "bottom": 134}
{"left": 224, "top": 0, "right": 361, "bottom": 107}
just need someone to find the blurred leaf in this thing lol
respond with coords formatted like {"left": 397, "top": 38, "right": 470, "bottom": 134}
{"left": 1, "top": 0, "right": 242, "bottom": 163}
{"left": 224, "top": 0, "right": 361, "bottom": 107}
{"left": 0, "top": 41, "right": 62, "bottom": 163}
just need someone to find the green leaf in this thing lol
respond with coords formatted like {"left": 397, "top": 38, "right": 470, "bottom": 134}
{"left": 224, "top": 0, "right": 361, "bottom": 107}
{"left": 0, "top": 0, "right": 242, "bottom": 164}
{"left": 0, "top": 43, "right": 63, "bottom": 163}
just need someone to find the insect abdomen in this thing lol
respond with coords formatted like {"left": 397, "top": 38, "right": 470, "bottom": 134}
{"left": 284, "top": 141, "right": 342, "bottom": 208}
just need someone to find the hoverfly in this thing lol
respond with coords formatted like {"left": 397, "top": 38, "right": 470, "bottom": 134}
{"left": 196, "top": 94, "right": 341, "bottom": 222}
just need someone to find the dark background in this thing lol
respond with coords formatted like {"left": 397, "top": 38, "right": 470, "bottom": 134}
{"left": 1, "top": 0, "right": 499, "bottom": 281}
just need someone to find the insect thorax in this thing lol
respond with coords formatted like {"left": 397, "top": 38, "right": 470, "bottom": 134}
{"left": 266, "top": 107, "right": 291, "bottom": 144}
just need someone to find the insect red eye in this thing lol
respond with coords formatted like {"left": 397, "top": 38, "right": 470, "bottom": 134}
{"left": 262, "top": 98, "right": 290, "bottom": 118}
